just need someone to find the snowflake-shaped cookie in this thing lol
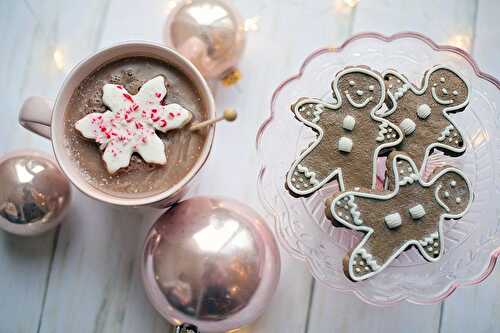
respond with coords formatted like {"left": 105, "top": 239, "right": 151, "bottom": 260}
{"left": 75, "top": 76, "right": 192, "bottom": 174}
{"left": 380, "top": 65, "right": 470, "bottom": 173}
{"left": 286, "top": 67, "right": 403, "bottom": 196}
{"left": 326, "top": 152, "right": 472, "bottom": 281}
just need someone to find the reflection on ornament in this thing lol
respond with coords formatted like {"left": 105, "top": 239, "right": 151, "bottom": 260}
{"left": 0, "top": 150, "right": 71, "bottom": 236}
{"left": 142, "top": 197, "right": 280, "bottom": 333}
{"left": 448, "top": 34, "right": 471, "bottom": 51}
{"left": 164, "top": 0, "right": 246, "bottom": 80}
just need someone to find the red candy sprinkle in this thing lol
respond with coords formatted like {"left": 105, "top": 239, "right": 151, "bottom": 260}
{"left": 117, "top": 86, "right": 123, "bottom": 90}
{"left": 133, "top": 104, "right": 139, "bottom": 111}
{"left": 135, "top": 122, "right": 143, "bottom": 129}
{"left": 123, "top": 93, "right": 134, "bottom": 103}
{"left": 176, "top": 112, "right": 181, "bottom": 116}
{"left": 160, "top": 119, "right": 167, "bottom": 127}
{"left": 169, "top": 112, "right": 175, "bottom": 119}
{"left": 155, "top": 92, "right": 161, "bottom": 98}
{"left": 151, "top": 108, "right": 158, "bottom": 113}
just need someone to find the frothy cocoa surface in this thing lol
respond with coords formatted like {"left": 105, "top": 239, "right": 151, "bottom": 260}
{"left": 64, "top": 56, "right": 209, "bottom": 198}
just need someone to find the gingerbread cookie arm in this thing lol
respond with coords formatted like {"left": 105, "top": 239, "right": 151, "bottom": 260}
{"left": 286, "top": 98, "right": 342, "bottom": 195}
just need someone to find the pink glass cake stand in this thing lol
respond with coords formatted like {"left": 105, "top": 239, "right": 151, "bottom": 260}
{"left": 256, "top": 32, "right": 500, "bottom": 305}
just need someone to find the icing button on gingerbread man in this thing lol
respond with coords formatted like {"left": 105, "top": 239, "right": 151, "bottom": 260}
{"left": 285, "top": 67, "right": 404, "bottom": 196}
{"left": 380, "top": 65, "right": 470, "bottom": 173}
{"left": 326, "top": 152, "right": 472, "bottom": 281}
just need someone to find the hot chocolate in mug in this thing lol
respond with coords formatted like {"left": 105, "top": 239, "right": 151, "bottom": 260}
{"left": 19, "top": 42, "right": 215, "bottom": 207}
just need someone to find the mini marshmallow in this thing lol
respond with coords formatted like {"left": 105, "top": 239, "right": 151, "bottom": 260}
{"left": 338, "top": 136, "right": 353, "bottom": 153}
{"left": 342, "top": 115, "right": 356, "bottom": 131}
{"left": 417, "top": 104, "right": 431, "bottom": 119}
{"left": 409, "top": 204, "right": 426, "bottom": 219}
{"left": 400, "top": 118, "right": 416, "bottom": 135}
{"left": 384, "top": 213, "right": 402, "bottom": 229}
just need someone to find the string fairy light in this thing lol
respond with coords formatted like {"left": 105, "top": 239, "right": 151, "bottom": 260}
{"left": 244, "top": 16, "right": 260, "bottom": 32}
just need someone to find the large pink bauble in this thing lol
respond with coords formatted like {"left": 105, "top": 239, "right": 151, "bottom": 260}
{"left": 164, "top": 0, "right": 246, "bottom": 80}
{"left": 142, "top": 197, "right": 280, "bottom": 333}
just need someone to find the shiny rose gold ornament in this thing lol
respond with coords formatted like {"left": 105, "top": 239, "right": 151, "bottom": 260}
{"left": 164, "top": 0, "right": 246, "bottom": 80}
{"left": 0, "top": 150, "right": 71, "bottom": 236}
{"left": 142, "top": 197, "right": 280, "bottom": 333}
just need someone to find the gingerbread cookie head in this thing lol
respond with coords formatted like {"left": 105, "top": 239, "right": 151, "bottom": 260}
{"left": 286, "top": 67, "right": 403, "bottom": 196}
{"left": 427, "top": 66, "right": 469, "bottom": 109}
{"left": 333, "top": 68, "right": 385, "bottom": 110}
{"left": 327, "top": 152, "right": 472, "bottom": 281}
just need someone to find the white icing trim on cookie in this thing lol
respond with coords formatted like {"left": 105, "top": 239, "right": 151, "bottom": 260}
{"left": 434, "top": 184, "right": 450, "bottom": 212}
{"left": 75, "top": 76, "right": 192, "bottom": 174}
{"left": 355, "top": 248, "right": 381, "bottom": 271}
{"left": 432, "top": 86, "right": 454, "bottom": 105}
{"left": 345, "top": 90, "right": 372, "bottom": 108}
{"left": 311, "top": 104, "right": 324, "bottom": 123}
{"left": 347, "top": 195, "right": 363, "bottom": 225}
{"left": 296, "top": 164, "right": 320, "bottom": 186}
{"left": 437, "top": 124, "right": 455, "bottom": 142}
{"left": 380, "top": 65, "right": 469, "bottom": 175}
{"left": 329, "top": 153, "right": 473, "bottom": 281}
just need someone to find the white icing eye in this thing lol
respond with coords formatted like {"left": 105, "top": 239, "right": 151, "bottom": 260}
{"left": 356, "top": 90, "right": 364, "bottom": 96}
{"left": 444, "top": 191, "right": 450, "bottom": 198}
{"left": 368, "top": 85, "right": 374, "bottom": 91}
{"left": 388, "top": 84, "right": 393, "bottom": 89}
{"left": 440, "top": 77, "right": 445, "bottom": 83}
{"left": 456, "top": 197, "right": 462, "bottom": 203}
{"left": 349, "top": 80, "right": 355, "bottom": 86}
{"left": 397, "top": 79, "right": 401, "bottom": 83}
{"left": 450, "top": 180, "right": 457, "bottom": 187}
{"left": 452, "top": 90, "right": 459, "bottom": 96}
{"left": 433, "top": 83, "right": 437, "bottom": 87}
{"left": 442, "top": 88, "right": 448, "bottom": 95}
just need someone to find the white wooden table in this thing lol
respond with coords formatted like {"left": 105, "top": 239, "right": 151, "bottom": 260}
{"left": 1, "top": 1, "right": 499, "bottom": 332}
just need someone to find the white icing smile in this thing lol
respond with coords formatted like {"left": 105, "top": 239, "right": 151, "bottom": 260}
{"left": 345, "top": 90, "right": 372, "bottom": 108}
{"left": 431, "top": 86, "right": 454, "bottom": 105}
{"left": 434, "top": 184, "right": 450, "bottom": 212}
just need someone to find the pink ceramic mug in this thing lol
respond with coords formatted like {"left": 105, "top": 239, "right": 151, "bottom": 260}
{"left": 19, "top": 42, "right": 215, "bottom": 207}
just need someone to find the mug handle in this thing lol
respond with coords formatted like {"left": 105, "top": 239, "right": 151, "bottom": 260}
{"left": 19, "top": 96, "right": 53, "bottom": 139}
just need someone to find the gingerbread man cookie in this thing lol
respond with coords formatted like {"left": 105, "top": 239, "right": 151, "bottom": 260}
{"left": 380, "top": 65, "right": 470, "bottom": 173}
{"left": 325, "top": 152, "right": 472, "bottom": 281}
{"left": 286, "top": 67, "right": 403, "bottom": 196}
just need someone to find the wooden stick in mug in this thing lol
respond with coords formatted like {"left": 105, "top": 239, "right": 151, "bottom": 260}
{"left": 189, "top": 108, "right": 237, "bottom": 131}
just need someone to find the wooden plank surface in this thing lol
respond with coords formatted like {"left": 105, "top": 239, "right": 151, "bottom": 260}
{"left": 0, "top": 0, "right": 499, "bottom": 332}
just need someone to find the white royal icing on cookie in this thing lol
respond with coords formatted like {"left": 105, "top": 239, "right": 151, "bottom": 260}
{"left": 431, "top": 86, "right": 454, "bottom": 105}
{"left": 399, "top": 172, "right": 419, "bottom": 186}
{"left": 392, "top": 83, "right": 411, "bottom": 101}
{"left": 347, "top": 195, "right": 363, "bottom": 225}
{"left": 434, "top": 184, "right": 450, "bottom": 212}
{"left": 417, "top": 103, "right": 431, "bottom": 119}
{"left": 342, "top": 115, "right": 356, "bottom": 131}
{"left": 75, "top": 76, "right": 192, "bottom": 174}
{"left": 384, "top": 212, "right": 402, "bottom": 229}
{"left": 296, "top": 164, "right": 320, "bottom": 186}
{"left": 338, "top": 136, "right": 353, "bottom": 153}
{"left": 345, "top": 90, "right": 373, "bottom": 108}
{"left": 437, "top": 124, "right": 454, "bottom": 142}
{"left": 376, "top": 122, "right": 389, "bottom": 142}
{"left": 400, "top": 118, "right": 416, "bottom": 135}
{"left": 409, "top": 204, "right": 426, "bottom": 219}
{"left": 355, "top": 248, "right": 381, "bottom": 271}
{"left": 311, "top": 104, "right": 324, "bottom": 123}
{"left": 419, "top": 231, "right": 439, "bottom": 247}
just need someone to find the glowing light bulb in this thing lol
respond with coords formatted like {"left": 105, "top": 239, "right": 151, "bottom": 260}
{"left": 244, "top": 16, "right": 260, "bottom": 31}
{"left": 448, "top": 34, "right": 471, "bottom": 50}
{"left": 53, "top": 48, "right": 65, "bottom": 71}
{"left": 344, "top": 0, "right": 360, "bottom": 7}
